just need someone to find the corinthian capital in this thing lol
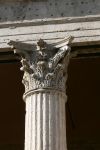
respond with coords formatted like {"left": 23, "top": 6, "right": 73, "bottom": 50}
{"left": 8, "top": 36, "right": 73, "bottom": 94}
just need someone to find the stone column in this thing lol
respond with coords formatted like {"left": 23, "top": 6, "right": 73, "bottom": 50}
{"left": 8, "top": 36, "right": 73, "bottom": 150}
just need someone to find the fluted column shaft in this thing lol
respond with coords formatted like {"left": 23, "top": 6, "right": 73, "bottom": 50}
{"left": 24, "top": 90, "right": 67, "bottom": 150}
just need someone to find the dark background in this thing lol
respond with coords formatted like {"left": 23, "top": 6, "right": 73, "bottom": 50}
{"left": 0, "top": 57, "right": 100, "bottom": 150}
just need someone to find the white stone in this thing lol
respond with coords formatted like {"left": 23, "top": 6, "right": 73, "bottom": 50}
{"left": 25, "top": 90, "right": 67, "bottom": 150}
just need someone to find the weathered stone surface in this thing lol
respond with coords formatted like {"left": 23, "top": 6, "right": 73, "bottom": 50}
{"left": 1, "top": 19, "right": 100, "bottom": 49}
{"left": 0, "top": 0, "right": 100, "bottom": 22}
{"left": 0, "top": 0, "right": 100, "bottom": 52}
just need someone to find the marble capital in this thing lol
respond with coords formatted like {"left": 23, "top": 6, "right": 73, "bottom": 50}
{"left": 8, "top": 36, "right": 73, "bottom": 96}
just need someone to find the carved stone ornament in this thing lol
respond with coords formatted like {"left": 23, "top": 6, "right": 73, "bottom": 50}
{"left": 8, "top": 36, "right": 73, "bottom": 94}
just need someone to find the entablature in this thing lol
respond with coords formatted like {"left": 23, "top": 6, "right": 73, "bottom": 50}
{"left": 0, "top": 0, "right": 100, "bottom": 58}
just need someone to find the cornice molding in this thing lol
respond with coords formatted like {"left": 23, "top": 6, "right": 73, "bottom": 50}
{"left": 0, "top": 15, "right": 100, "bottom": 28}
